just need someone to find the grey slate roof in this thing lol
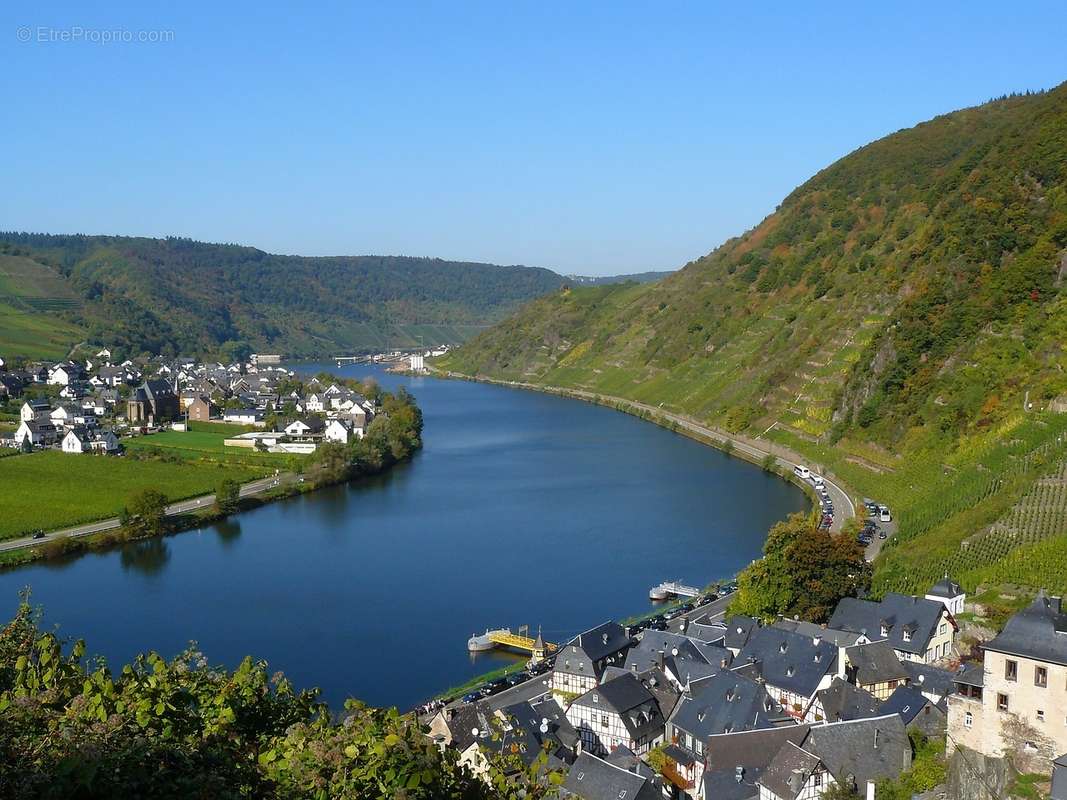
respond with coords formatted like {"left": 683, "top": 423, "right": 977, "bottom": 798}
{"left": 760, "top": 741, "right": 822, "bottom": 800}
{"left": 625, "top": 632, "right": 707, "bottom": 673}
{"left": 844, "top": 640, "right": 909, "bottom": 686}
{"left": 562, "top": 752, "right": 660, "bottom": 800}
{"left": 816, "top": 678, "right": 882, "bottom": 723}
{"left": 773, "top": 618, "right": 867, "bottom": 648}
{"left": 705, "top": 724, "right": 812, "bottom": 772}
{"left": 573, "top": 672, "right": 664, "bottom": 743}
{"left": 879, "top": 685, "right": 934, "bottom": 726}
{"left": 984, "top": 592, "right": 1067, "bottom": 667}
{"left": 735, "top": 626, "right": 837, "bottom": 698}
{"left": 927, "top": 575, "right": 963, "bottom": 599}
{"left": 723, "top": 615, "right": 759, "bottom": 651}
{"left": 802, "top": 714, "right": 911, "bottom": 791}
{"left": 901, "top": 661, "right": 955, "bottom": 703}
{"left": 556, "top": 621, "right": 631, "bottom": 681}
{"left": 670, "top": 671, "right": 783, "bottom": 741}
{"left": 829, "top": 593, "right": 950, "bottom": 657}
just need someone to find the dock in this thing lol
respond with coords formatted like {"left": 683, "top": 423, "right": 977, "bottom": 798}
{"left": 649, "top": 580, "right": 701, "bottom": 601}
{"left": 467, "top": 626, "right": 557, "bottom": 661}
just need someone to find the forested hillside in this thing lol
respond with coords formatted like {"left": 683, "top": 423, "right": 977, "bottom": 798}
{"left": 0, "top": 234, "right": 567, "bottom": 358}
{"left": 441, "top": 83, "right": 1067, "bottom": 597}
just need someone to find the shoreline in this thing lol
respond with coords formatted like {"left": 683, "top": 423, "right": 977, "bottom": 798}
{"left": 428, "top": 366, "right": 857, "bottom": 532}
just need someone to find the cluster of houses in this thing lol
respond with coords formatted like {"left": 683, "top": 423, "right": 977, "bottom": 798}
{"left": 429, "top": 577, "right": 1067, "bottom": 799}
{"left": 0, "top": 348, "right": 375, "bottom": 455}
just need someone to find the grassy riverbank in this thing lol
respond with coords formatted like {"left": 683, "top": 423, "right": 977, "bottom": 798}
{"left": 0, "top": 451, "right": 267, "bottom": 541}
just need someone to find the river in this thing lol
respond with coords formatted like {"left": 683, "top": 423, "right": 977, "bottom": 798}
{"left": 0, "top": 364, "right": 807, "bottom": 710}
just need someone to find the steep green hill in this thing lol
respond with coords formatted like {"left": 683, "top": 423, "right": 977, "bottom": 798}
{"left": 441, "top": 83, "right": 1067, "bottom": 596}
{"left": 0, "top": 234, "right": 566, "bottom": 359}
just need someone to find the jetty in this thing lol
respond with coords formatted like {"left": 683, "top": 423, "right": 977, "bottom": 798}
{"left": 649, "top": 580, "right": 701, "bottom": 601}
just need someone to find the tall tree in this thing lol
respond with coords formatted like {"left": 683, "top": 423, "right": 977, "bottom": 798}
{"left": 729, "top": 513, "right": 871, "bottom": 622}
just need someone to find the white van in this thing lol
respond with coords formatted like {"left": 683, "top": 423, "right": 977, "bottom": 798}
{"left": 879, "top": 505, "right": 892, "bottom": 522}
{"left": 812, "top": 475, "right": 825, "bottom": 488}
{"left": 793, "top": 465, "right": 811, "bottom": 480}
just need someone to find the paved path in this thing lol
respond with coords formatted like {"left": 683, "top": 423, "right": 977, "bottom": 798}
{"left": 434, "top": 370, "right": 856, "bottom": 532}
{"left": 0, "top": 472, "right": 300, "bottom": 554}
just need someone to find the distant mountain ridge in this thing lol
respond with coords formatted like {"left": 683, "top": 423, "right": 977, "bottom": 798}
{"left": 0, "top": 233, "right": 569, "bottom": 358}
{"left": 565, "top": 270, "right": 673, "bottom": 286}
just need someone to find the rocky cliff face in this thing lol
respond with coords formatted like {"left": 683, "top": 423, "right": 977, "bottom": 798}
{"left": 946, "top": 747, "right": 1011, "bottom": 800}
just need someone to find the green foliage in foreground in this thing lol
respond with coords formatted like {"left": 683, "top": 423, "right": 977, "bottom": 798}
{"left": 729, "top": 513, "right": 871, "bottom": 623}
{"left": 0, "top": 599, "right": 554, "bottom": 799}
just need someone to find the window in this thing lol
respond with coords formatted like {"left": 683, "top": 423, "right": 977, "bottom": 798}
{"left": 880, "top": 625, "right": 890, "bottom": 637}
{"left": 998, "top": 693, "right": 1010, "bottom": 712}
{"left": 601, "top": 715, "right": 609, "bottom": 727}
{"left": 903, "top": 629, "right": 912, "bottom": 642}
{"left": 1037, "top": 710, "right": 1045, "bottom": 723}
{"left": 939, "top": 623, "right": 948, "bottom": 636}
{"left": 1005, "top": 660, "right": 1018, "bottom": 682}
{"left": 964, "top": 712, "right": 973, "bottom": 728}
{"left": 814, "top": 772, "right": 823, "bottom": 787}
{"left": 1035, "top": 666, "right": 1048, "bottom": 688}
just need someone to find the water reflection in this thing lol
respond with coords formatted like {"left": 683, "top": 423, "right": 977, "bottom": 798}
{"left": 119, "top": 538, "right": 170, "bottom": 576}
{"left": 214, "top": 519, "right": 243, "bottom": 547}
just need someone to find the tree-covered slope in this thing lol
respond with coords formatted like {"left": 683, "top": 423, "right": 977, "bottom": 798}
{"left": 0, "top": 234, "right": 566, "bottom": 358}
{"left": 441, "top": 83, "right": 1067, "bottom": 596}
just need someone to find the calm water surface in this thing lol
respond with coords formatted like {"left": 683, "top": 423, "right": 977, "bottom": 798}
{"left": 0, "top": 364, "right": 806, "bottom": 709}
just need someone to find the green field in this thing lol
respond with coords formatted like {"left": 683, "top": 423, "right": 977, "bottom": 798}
{"left": 125, "top": 428, "right": 295, "bottom": 468}
{"left": 0, "top": 451, "right": 267, "bottom": 540}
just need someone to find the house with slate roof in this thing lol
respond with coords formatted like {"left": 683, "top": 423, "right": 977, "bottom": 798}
{"left": 551, "top": 621, "right": 632, "bottom": 695}
{"left": 815, "top": 678, "right": 881, "bottom": 724}
{"left": 880, "top": 684, "right": 946, "bottom": 738}
{"left": 734, "top": 627, "right": 837, "bottom": 721}
{"left": 565, "top": 672, "right": 665, "bottom": 756}
{"left": 901, "top": 661, "right": 955, "bottom": 707}
{"left": 842, "top": 640, "right": 910, "bottom": 700}
{"left": 828, "top": 592, "right": 957, "bottom": 664}
{"left": 948, "top": 592, "right": 1067, "bottom": 769}
{"left": 703, "top": 725, "right": 812, "bottom": 800}
{"left": 561, "top": 751, "right": 661, "bottom": 800}
{"left": 925, "top": 574, "right": 966, "bottom": 616}
{"left": 665, "top": 669, "right": 787, "bottom": 778}
{"left": 758, "top": 740, "right": 832, "bottom": 800}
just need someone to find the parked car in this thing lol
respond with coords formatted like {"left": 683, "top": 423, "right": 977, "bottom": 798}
{"left": 462, "top": 691, "right": 481, "bottom": 704}
{"left": 879, "top": 505, "right": 892, "bottom": 522}
{"left": 505, "top": 672, "right": 527, "bottom": 687}
{"left": 879, "top": 529, "right": 888, "bottom": 539}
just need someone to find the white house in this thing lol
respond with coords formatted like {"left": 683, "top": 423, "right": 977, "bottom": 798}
{"left": 62, "top": 428, "right": 91, "bottom": 453}
{"left": 20, "top": 400, "right": 51, "bottom": 422}
{"left": 565, "top": 673, "right": 665, "bottom": 756}
{"left": 222, "top": 408, "right": 265, "bottom": 426}
{"left": 925, "top": 575, "right": 966, "bottom": 617}
{"left": 324, "top": 419, "right": 354, "bottom": 444}
{"left": 305, "top": 393, "right": 327, "bottom": 413}
{"left": 15, "top": 419, "right": 58, "bottom": 448}
{"left": 285, "top": 417, "right": 325, "bottom": 438}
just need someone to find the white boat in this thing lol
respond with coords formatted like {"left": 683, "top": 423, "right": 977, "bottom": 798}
{"left": 468, "top": 628, "right": 509, "bottom": 652}
{"left": 649, "top": 584, "right": 669, "bottom": 601}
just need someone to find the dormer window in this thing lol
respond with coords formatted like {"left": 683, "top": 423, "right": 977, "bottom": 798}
{"left": 902, "top": 629, "right": 912, "bottom": 642}
{"left": 880, "top": 624, "right": 890, "bottom": 637}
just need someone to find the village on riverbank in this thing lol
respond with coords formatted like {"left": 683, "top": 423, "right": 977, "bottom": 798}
{"left": 422, "top": 569, "right": 1067, "bottom": 800}
{"left": 0, "top": 346, "right": 425, "bottom": 555}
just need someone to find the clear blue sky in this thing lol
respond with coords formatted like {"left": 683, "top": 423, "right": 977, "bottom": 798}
{"left": 2, "top": 2, "right": 1065, "bottom": 275}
